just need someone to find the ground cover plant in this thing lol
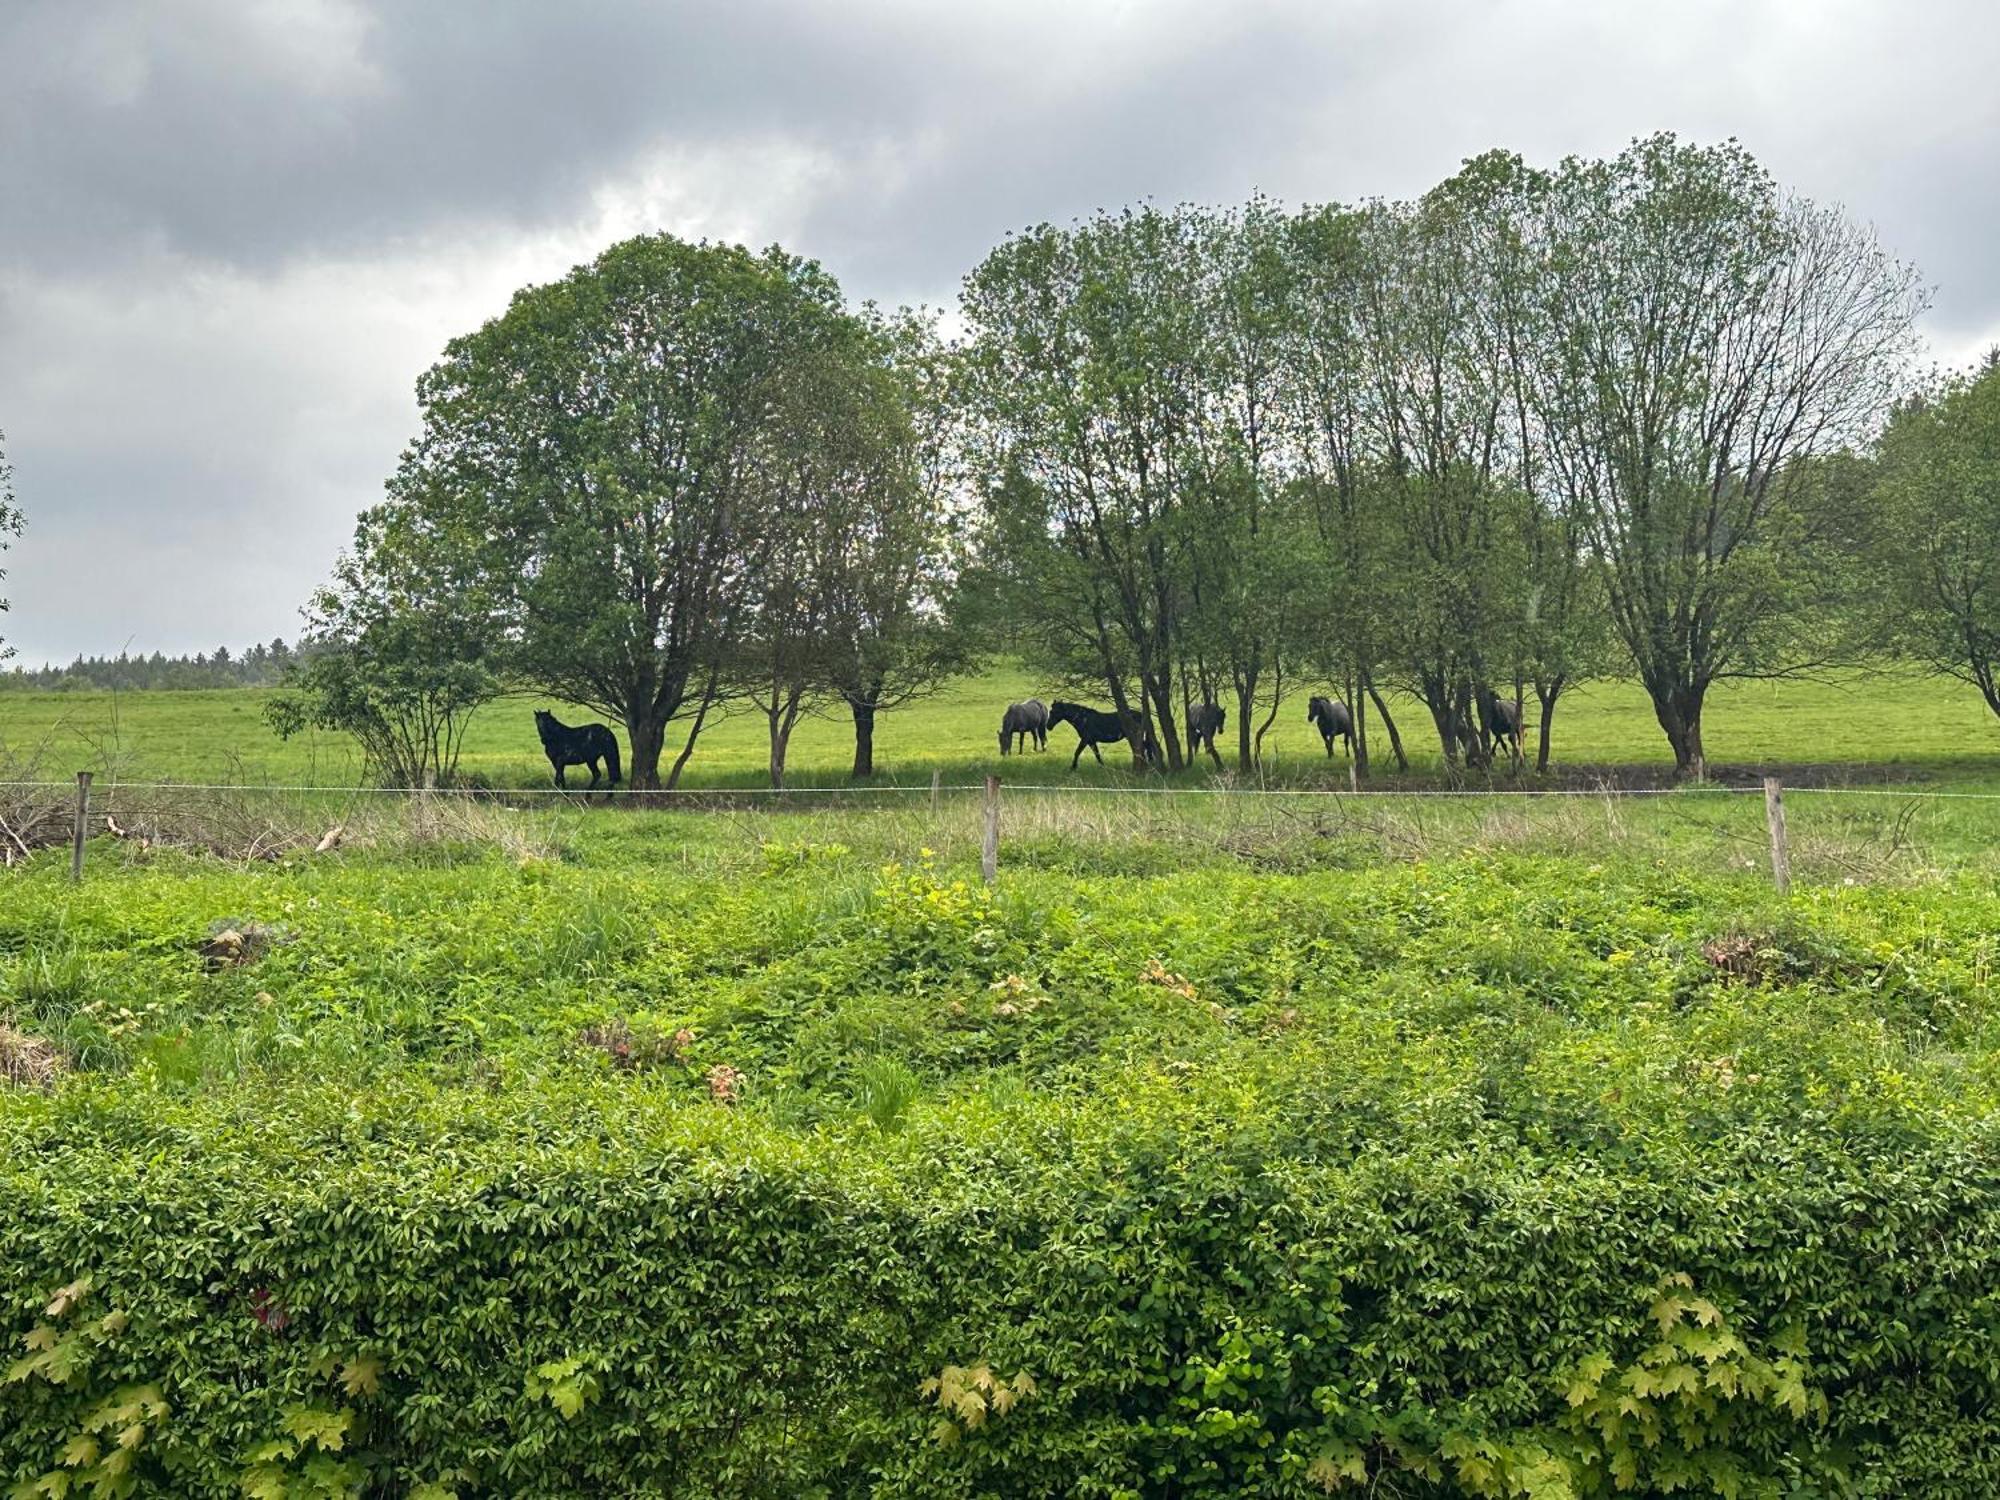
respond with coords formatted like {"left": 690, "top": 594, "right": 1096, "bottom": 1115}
{"left": 5, "top": 798, "right": 2000, "bottom": 1495}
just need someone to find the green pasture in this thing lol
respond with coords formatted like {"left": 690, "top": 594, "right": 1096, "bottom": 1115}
{"left": 3, "top": 663, "right": 1999, "bottom": 789}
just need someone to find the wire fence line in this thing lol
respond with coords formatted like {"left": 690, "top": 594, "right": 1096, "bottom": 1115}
{"left": 5, "top": 776, "right": 2000, "bottom": 804}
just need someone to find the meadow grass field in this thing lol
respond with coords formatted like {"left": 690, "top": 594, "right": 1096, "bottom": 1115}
{"left": 7, "top": 671, "right": 2000, "bottom": 1494}
{"left": 5, "top": 663, "right": 2000, "bottom": 789}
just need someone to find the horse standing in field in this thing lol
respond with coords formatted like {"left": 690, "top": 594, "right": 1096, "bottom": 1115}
{"left": 1048, "top": 701, "right": 1139, "bottom": 770}
{"left": 1186, "top": 701, "right": 1226, "bottom": 765}
{"left": 998, "top": 699, "right": 1050, "bottom": 755}
{"left": 534, "top": 709, "right": 623, "bottom": 790}
{"left": 1479, "top": 690, "right": 1523, "bottom": 767}
{"left": 1307, "top": 696, "right": 1355, "bottom": 758}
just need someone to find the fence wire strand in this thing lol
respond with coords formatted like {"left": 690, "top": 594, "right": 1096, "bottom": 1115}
{"left": 4, "top": 778, "right": 1998, "bottom": 802}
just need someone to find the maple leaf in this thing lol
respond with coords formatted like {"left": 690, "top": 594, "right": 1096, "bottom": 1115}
{"left": 339, "top": 1354, "right": 384, "bottom": 1398}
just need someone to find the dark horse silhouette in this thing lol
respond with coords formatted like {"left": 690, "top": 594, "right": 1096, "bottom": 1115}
{"left": 1478, "top": 689, "right": 1523, "bottom": 766}
{"left": 998, "top": 699, "right": 1050, "bottom": 755}
{"left": 534, "top": 709, "right": 622, "bottom": 790}
{"left": 1048, "top": 701, "right": 1141, "bottom": 770}
{"left": 1186, "top": 701, "right": 1226, "bottom": 764}
{"left": 1307, "top": 696, "right": 1355, "bottom": 757}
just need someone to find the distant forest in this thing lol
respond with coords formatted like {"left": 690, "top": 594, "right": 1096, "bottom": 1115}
{"left": 0, "top": 639, "right": 301, "bottom": 692}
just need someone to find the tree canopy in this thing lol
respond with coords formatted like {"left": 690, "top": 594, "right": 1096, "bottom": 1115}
{"left": 254, "top": 137, "right": 1942, "bottom": 784}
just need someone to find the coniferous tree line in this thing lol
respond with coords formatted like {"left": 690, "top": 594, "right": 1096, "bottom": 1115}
{"left": 1, "top": 639, "right": 300, "bottom": 692}
{"left": 20, "top": 134, "right": 1979, "bottom": 786}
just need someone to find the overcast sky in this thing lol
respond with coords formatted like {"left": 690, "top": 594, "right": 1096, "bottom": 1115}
{"left": 2, "top": 0, "right": 1996, "bottom": 665}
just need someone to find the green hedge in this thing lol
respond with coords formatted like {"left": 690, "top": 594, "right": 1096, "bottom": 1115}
{"left": 9, "top": 852, "right": 2000, "bottom": 1494}
{"left": 5, "top": 1076, "right": 2000, "bottom": 1498}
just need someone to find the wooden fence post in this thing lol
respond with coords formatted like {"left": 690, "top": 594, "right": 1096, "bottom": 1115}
{"left": 930, "top": 767, "right": 942, "bottom": 816}
{"left": 1349, "top": 759, "right": 1359, "bottom": 795}
{"left": 1763, "top": 776, "right": 1790, "bottom": 895}
{"left": 981, "top": 775, "right": 1000, "bottom": 885}
{"left": 69, "top": 771, "right": 92, "bottom": 884}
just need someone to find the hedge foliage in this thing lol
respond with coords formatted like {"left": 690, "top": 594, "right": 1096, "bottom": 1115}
{"left": 5, "top": 840, "right": 2000, "bottom": 1495}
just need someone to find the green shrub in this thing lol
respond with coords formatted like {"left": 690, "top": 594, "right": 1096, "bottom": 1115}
{"left": 6, "top": 848, "right": 2000, "bottom": 1493}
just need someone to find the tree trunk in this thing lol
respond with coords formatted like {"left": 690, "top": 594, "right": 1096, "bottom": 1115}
{"left": 849, "top": 693, "right": 879, "bottom": 779}
{"left": 627, "top": 714, "right": 668, "bottom": 790}
{"left": 1535, "top": 677, "right": 1564, "bottom": 774}
{"left": 1350, "top": 672, "right": 1370, "bottom": 778}
{"left": 850, "top": 703, "right": 875, "bottom": 779}
{"left": 1143, "top": 670, "right": 1182, "bottom": 771}
{"left": 1235, "top": 682, "right": 1255, "bottom": 772}
{"left": 663, "top": 670, "right": 723, "bottom": 790}
{"left": 1421, "top": 676, "right": 1467, "bottom": 768}
{"left": 768, "top": 720, "right": 791, "bottom": 789}
{"left": 1365, "top": 678, "right": 1408, "bottom": 773}
{"left": 1650, "top": 682, "right": 1709, "bottom": 778}
{"left": 1252, "top": 667, "right": 1283, "bottom": 770}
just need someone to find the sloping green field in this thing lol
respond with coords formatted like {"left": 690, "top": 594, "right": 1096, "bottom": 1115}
{"left": 3, "top": 665, "right": 1999, "bottom": 788}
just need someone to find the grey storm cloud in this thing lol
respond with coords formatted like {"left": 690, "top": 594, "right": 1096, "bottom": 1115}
{"left": 2, "top": 0, "right": 1998, "bottom": 663}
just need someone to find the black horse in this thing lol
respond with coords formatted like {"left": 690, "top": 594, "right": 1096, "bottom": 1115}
{"left": 1307, "top": 696, "right": 1355, "bottom": 758}
{"left": 998, "top": 699, "right": 1050, "bottom": 755}
{"left": 534, "top": 709, "right": 622, "bottom": 790}
{"left": 1186, "top": 701, "right": 1226, "bottom": 764}
{"left": 1479, "top": 690, "right": 1523, "bottom": 766}
{"left": 1048, "top": 701, "right": 1139, "bottom": 770}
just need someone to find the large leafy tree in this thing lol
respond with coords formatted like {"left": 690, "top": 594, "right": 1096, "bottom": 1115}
{"left": 1531, "top": 136, "right": 1924, "bottom": 775}
{"left": 818, "top": 309, "right": 973, "bottom": 779}
{"left": 385, "top": 234, "right": 851, "bottom": 788}
{"left": 0, "top": 430, "right": 20, "bottom": 662}
{"left": 1872, "top": 355, "right": 2000, "bottom": 717}
{"left": 733, "top": 311, "right": 956, "bottom": 787}
{"left": 1179, "top": 197, "right": 1302, "bottom": 770}
{"left": 1349, "top": 181, "right": 1527, "bottom": 768}
{"left": 964, "top": 207, "right": 1208, "bottom": 769}
{"left": 1287, "top": 206, "right": 1409, "bottom": 773}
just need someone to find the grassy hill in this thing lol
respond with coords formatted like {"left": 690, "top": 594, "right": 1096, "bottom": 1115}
{"left": 4, "top": 664, "right": 1999, "bottom": 788}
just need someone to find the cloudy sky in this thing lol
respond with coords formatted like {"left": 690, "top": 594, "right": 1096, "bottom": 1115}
{"left": 2, "top": 0, "right": 1996, "bottom": 665}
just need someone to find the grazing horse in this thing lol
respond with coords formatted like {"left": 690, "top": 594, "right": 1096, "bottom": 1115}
{"left": 1048, "top": 701, "right": 1138, "bottom": 770}
{"left": 534, "top": 709, "right": 622, "bottom": 790}
{"left": 1186, "top": 701, "right": 1226, "bottom": 764}
{"left": 998, "top": 698, "right": 1050, "bottom": 755}
{"left": 1307, "top": 696, "right": 1355, "bottom": 758}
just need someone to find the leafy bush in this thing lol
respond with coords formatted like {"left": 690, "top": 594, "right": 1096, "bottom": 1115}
{"left": 6, "top": 847, "right": 2000, "bottom": 1493}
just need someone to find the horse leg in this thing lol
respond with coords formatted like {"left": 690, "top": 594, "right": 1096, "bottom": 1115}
{"left": 553, "top": 760, "right": 567, "bottom": 790}
{"left": 1089, "top": 741, "right": 1104, "bottom": 766}
{"left": 1071, "top": 739, "right": 1086, "bottom": 770}
{"left": 587, "top": 757, "right": 601, "bottom": 790}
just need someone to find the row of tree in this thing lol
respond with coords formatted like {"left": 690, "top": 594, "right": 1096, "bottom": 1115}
{"left": 2, "top": 641, "right": 300, "bottom": 692}
{"left": 274, "top": 134, "right": 1993, "bottom": 787}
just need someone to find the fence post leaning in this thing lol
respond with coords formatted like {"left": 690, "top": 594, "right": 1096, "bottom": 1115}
{"left": 70, "top": 771, "right": 92, "bottom": 884}
{"left": 981, "top": 775, "right": 1000, "bottom": 885}
{"left": 1763, "top": 776, "right": 1791, "bottom": 896}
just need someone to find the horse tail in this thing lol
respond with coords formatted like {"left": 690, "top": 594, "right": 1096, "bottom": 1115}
{"left": 605, "top": 734, "right": 622, "bottom": 785}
